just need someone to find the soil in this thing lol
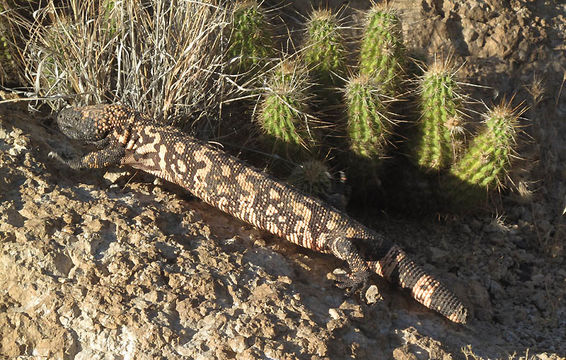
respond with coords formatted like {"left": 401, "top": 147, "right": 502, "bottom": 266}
{"left": 1, "top": 0, "right": 565, "bottom": 359}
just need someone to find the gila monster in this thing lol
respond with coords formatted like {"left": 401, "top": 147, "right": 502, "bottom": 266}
{"left": 50, "top": 104, "right": 468, "bottom": 324}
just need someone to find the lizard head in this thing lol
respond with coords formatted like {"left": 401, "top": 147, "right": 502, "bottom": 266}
{"left": 56, "top": 104, "right": 133, "bottom": 142}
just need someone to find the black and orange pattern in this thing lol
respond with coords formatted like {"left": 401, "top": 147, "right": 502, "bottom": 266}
{"left": 52, "top": 104, "right": 468, "bottom": 324}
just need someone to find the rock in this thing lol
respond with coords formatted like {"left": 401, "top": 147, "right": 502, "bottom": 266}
{"left": 393, "top": 346, "right": 418, "bottom": 360}
{"left": 103, "top": 170, "right": 130, "bottom": 183}
{"left": 467, "top": 280, "right": 493, "bottom": 321}
{"left": 364, "top": 285, "right": 383, "bottom": 304}
{"left": 532, "top": 292, "right": 547, "bottom": 312}
{"left": 488, "top": 279, "right": 505, "bottom": 300}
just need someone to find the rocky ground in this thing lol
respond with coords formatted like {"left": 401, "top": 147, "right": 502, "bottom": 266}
{"left": 1, "top": 0, "right": 565, "bottom": 359}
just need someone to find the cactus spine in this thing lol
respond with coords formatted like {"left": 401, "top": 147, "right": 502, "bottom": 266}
{"left": 359, "top": 4, "right": 404, "bottom": 94}
{"left": 303, "top": 9, "right": 345, "bottom": 86}
{"left": 414, "top": 59, "right": 465, "bottom": 171}
{"left": 228, "top": 0, "right": 273, "bottom": 72}
{"left": 345, "top": 74, "right": 393, "bottom": 161}
{"left": 447, "top": 101, "right": 520, "bottom": 202}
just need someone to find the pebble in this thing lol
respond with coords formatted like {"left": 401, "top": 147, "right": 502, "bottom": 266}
{"left": 365, "top": 285, "right": 382, "bottom": 304}
{"left": 328, "top": 308, "right": 341, "bottom": 320}
{"left": 488, "top": 280, "right": 505, "bottom": 299}
{"left": 532, "top": 293, "right": 547, "bottom": 312}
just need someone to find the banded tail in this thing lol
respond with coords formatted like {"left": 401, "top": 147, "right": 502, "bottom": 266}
{"left": 369, "top": 244, "right": 468, "bottom": 323}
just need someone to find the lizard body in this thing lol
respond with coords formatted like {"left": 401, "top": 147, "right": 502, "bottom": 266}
{"left": 51, "top": 104, "right": 468, "bottom": 324}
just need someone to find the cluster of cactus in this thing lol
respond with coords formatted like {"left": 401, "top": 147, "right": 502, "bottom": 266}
{"left": 224, "top": 2, "right": 404, "bottom": 196}
{"left": 2, "top": 0, "right": 523, "bottom": 211}
{"left": 223, "top": 1, "right": 524, "bottom": 209}
{"left": 412, "top": 57, "right": 521, "bottom": 206}
{"left": 341, "top": 5, "right": 407, "bottom": 170}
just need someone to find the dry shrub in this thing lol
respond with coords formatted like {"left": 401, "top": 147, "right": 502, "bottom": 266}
{"left": 2, "top": 0, "right": 258, "bottom": 132}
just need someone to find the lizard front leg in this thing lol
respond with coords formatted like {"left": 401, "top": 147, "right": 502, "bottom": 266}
{"left": 49, "top": 143, "right": 125, "bottom": 170}
{"left": 327, "top": 235, "right": 371, "bottom": 295}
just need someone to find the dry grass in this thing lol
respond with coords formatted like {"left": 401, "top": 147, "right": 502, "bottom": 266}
{"left": 1, "top": 0, "right": 263, "bottom": 133}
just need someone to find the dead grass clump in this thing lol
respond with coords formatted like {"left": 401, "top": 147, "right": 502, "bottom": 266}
{"left": 2, "top": 0, "right": 255, "bottom": 133}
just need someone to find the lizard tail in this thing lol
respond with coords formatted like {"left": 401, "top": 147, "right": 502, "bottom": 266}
{"left": 367, "top": 244, "right": 468, "bottom": 324}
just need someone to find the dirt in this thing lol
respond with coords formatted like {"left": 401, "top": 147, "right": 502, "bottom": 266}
{"left": 1, "top": 0, "right": 565, "bottom": 359}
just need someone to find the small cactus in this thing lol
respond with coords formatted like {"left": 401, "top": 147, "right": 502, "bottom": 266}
{"left": 303, "top": 9, "right": 345, "bottom": 87}
{"left": 258, "top": 59, "right": 315, "bottom": 156}
{"left": 359, "top": 4, "right": 404, "bottom": 94}
{"left": 447, "top": 100, "right": 522, "bottom": 204}
{"left": 0, "top": 34, "right": 14, "bottom": 79}
{"left": 414, "top": 58, "right": 465, "bottom": 171}
{"left": 288, "top": 160, "right": 332, "bottom": 198}
{"left": 228, "top": 0, "right": 273, "bottom": 72}
{"left": 101, "top": 0, "right": 119, "bottom": 35}
{"left": 345, "top": 74, "right": 394, "bottom": 162}
{"left": 0, "top": 5, "right": 17, "bottom": 85}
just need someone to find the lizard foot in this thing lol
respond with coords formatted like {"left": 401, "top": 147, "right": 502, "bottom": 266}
{"left": 334, "top": 269, "right": 371, "bottom": 296}
{"left": 48, "top": 151, "right": 64, "bottom": 162}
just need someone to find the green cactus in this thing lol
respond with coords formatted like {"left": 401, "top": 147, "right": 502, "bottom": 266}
{"left": 414, "top": 59, "right": 465, "bottom": 171}
{"left": 288, "top": 160, "right": 332, "bottom": 198}
{"left": 0, "top": 33, "right": 13, "bottom": 66}
{"left": 303, "top": 9, "right": 345, "bottom": 87}
{"left": 447, "top": 101, "right": 521, "bottom": 204}
{"left": 345, "top": 74, "right": 394, "bottom": 162}
{"left": 0, "top": 5, "right": 17, "bottom": 85}
{"left": 359, "top": 4, "right": 404, "bottom": 94}
{"left": 101, "top": 0, "right": 119, "bottom": 36}
{"left": 228, "top": 0, "right": 273, "bottom": 72}
{"left": 258, "top": 60, "right": 314, "bottom": 156}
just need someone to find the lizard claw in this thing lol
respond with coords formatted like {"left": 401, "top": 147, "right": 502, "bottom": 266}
{"left": 48, "top": 151, "right": 65, "bottom": 162}
{"left": 334, "top": 269, "right": 371, "bottom": 296}
{"left": 48, "top": 151, "right": 81, "bottom": 169}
